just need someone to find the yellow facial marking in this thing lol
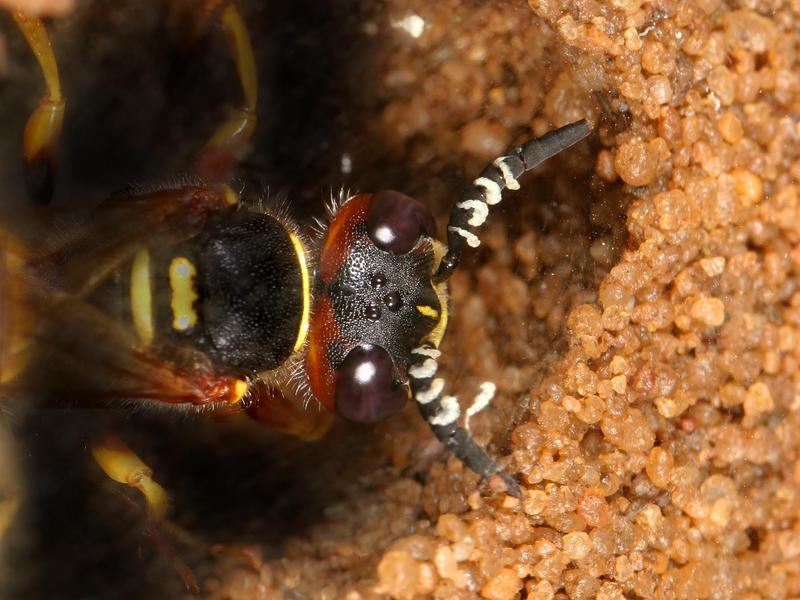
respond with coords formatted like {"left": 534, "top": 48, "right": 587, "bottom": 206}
{"left": 169, "top": 257, "right": 198, "bottom": 332}
{"left": 130, "top": 248, "right": 154, "bottom": 346}
{"left": 428, "top": 282, "right": 449, "bottom": 349}
{"left": 288, "top": 231, "right": 311, "bottom": 352}
{"left": 427, "top": 240, "right": 449, "bottom": 348}
{"left": 230, "top": 379, "right": 249, "bottom": 404}
{"left": 416, "top": 305, "right": 439, "bottom": 319}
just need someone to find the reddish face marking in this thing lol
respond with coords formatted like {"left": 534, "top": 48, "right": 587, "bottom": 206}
{"left": 305, "top": 296, "right": 339, "bottom": 411}
{"left": 308, "top": 196, "right": 373, "bottom": 411}
{"left": 318, "top": 193, "right": 371, "bottom": 283}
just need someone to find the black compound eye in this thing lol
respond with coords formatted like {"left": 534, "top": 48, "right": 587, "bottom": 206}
{"left": 335, "top": 345, "right": 408, "bottom": 422}
{"left": 367, "top": 190, "right": 437, "bottom": 254}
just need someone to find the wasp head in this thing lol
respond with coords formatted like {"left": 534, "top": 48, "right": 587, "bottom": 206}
{"left": 305, "top": 191, "right": 446, "bottom": 422}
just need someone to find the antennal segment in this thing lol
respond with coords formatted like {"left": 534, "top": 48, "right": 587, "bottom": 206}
{"left": 409, "top": 342, "right": 522, "bottom": 498}
{"left": 434, "top": 120, "right": 591, "bottom": 283}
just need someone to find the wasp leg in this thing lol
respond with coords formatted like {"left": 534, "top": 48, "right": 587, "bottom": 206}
{"left": 242, "top": 380, "right": 333, "bottom": 442}
{"left": 12, "top": 12, "right": 66, "bottom": 205}
{"left": 91, "top": 435, "right": 170, "bottom": 521}
{"left": 0, "top": 229, "right": 33, "bottom": 387}
{"left": 434, "top": 120, "right": 591, "bottom": 283}
{"left": 0, "top": 494, "right": 19, "bottom": 543}
{"left": 0, "top": 416, "right": 21, "bottom": 591}
{"left": 0, "top": 487, "right": 20, "bottom": 586}
{"left": 196, "top": 2, "right": 258, "bottom": 182}
{"left": 1, "top": 231, "right": 30, "bottom": 555}
{"left": 91, "top": 434, "right": 200, "bottom": 592}
{"left": 408, "top": 343, "right": 522, "bottom": 498}
{"left": 0, "top": 424, "right": 21, "bottom": 544}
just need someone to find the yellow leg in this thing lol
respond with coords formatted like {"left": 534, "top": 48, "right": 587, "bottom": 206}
{"left": 0, "top": 229, "right": 33, "bottom": 386}
{"left": 13, "top": 12, "right": 66, "bottom": 204}
{"left": 0, "top": 494, "right": 19, "bottom": 542}
{"left": 91, "top": 436, "right": 204, "bottom": 591}
{"left": 0, "top": 420, "right": 21, "bottom": 545}
{"left": 89, "top": 428, "right": 281, "bottom": 592}
{"left": 91, "top": 435, "right": 169, "bottom": 522}
{"left": 196, "top": 2, "right": 258, "bottom": 182}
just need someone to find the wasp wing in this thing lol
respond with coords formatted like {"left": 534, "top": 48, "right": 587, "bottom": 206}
{"left": 29, "top": 183, "right": 236, "bottom": 298}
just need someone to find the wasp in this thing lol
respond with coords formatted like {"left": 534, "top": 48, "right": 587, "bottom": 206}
{"left": 0, "top": 3, "right": 590, "bottom": 546}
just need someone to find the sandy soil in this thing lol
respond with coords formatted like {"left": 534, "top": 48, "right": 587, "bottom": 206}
{"left": 1, "top": 1, "right": 799, "bottom": 599}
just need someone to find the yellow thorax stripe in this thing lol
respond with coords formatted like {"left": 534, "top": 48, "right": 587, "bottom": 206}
{"left": 287, "top": 231, "right": 310, "bottom": 352}
{"left": 130, "top": 248, "right": 154, "bottom": 345}
{"left": 169, "top": 257, "right": 199, "bottom": 332}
